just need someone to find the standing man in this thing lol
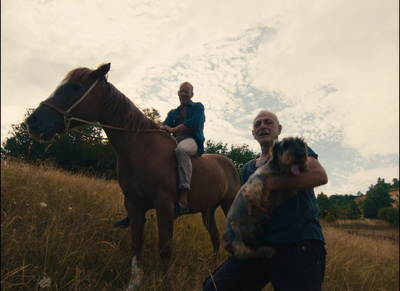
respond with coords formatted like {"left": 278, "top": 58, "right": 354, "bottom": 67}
{"left": 161, "top": 81, "right": 206, "bottom": 218}
{"left": 203, "top": 110, "right": 328, "bottom": 291}
{"left": 114, "top": 82, "right": 205, "bottom": 227}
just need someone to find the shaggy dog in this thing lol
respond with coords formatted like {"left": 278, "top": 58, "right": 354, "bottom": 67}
{"left": 225, "top": 137, "right": 309, "bottom": 258}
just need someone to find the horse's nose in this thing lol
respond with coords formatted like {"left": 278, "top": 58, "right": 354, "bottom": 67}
{"left": 26, "top": 114, "right": 38, "bottom": 127}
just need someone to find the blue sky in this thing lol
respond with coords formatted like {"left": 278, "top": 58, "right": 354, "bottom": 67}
{"left": 1, "top": 0, "right": 399, "bottom": 195}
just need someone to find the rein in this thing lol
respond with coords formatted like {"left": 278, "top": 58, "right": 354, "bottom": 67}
{"left": 39, "top": 78, "right": 176, "bottom": 142}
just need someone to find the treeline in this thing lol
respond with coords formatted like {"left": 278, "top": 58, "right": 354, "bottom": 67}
{"left": 2, "top": 109, "right": 118, "bottom": 179}
{"left": 3, "top": 109, "right": 398, "bottom": 226}
{"left": 1, "top": 108, "right": 257, "bottom": 180}
{"left": 317, "top": 193, "right": 362, "bottom": 220}
{"left": 318, "top": 178, "right": 399, "bottom": 225}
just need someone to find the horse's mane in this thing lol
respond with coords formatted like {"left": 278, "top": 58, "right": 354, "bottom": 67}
{"left": 104, "top": 83, "right": 159, "bottom": 131}
{"left": 64, "top": 67, "right": 159, "bottom": 132}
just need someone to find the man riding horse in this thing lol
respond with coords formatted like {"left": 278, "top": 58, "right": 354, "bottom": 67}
{"left": 27, "top": 63, "right": 240, "bottom": 289}
{"left": 115, "top": 81, "right": 205, "bottom": 226}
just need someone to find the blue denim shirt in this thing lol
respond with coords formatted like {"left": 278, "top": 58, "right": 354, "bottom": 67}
{"left": 242, "top": 146, "right": 325, "bottom": 244}
{"left": 163, "top": 101, "right": 206, "bottom": 156}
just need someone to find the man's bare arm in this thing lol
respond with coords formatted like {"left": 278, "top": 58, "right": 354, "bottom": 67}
{"left": 266, "top": 156, "right": 328, "bottom": 191}
{"left": 248, "top": 157, "right": 328, "bottom": 214}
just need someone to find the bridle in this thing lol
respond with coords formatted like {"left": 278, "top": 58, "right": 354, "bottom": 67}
{"left": 40, "top": 79, "right": 102, "bottom": 133}
{"left": 39, "top": 78, "right": 166, "bottom": 135}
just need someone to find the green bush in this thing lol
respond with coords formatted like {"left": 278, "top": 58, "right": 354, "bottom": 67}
{"left": 324, "top": 211, "right": 337, "bottom": 223}
{"left": 378, "top": 207, "right": 399, "bottom": 226}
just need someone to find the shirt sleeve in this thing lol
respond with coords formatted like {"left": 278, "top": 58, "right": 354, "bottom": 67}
{"left": 163, "top": 109, "right": 175, "bottom": 126}
{"left": 242, "top": 159, "right": 256, "bottom": 185}
{"left": 307, "top": 146, "right": 318, "bottom": 159}
{"left": 183, "top": 103, "right": 205, "bottom": 132}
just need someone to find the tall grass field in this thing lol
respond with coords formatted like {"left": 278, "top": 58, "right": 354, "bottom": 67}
{"left": 2, "top": 160, "right": 399, "bottom": 290}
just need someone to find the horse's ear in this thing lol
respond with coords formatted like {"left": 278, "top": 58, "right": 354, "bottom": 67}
{"left": 91, "top": 63, "right": 111, "bottom": 79}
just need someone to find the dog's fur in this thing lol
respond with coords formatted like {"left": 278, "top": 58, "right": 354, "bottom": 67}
{"left": 225, "top": 137, "right": 309, "bottom": 258}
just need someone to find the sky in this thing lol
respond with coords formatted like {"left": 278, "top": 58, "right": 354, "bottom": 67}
{"left": 1, "top": 0, "right": 399, "bottom": 196}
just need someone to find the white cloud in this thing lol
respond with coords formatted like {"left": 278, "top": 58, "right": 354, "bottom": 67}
{"left": 319, "top": 165, "right": 400, "bottom": 195}
{"left": 1, "top": 0, "right": 398, "bottom": 196}
{"left": 248, "top": 0, "right": 399, "bottom": 159}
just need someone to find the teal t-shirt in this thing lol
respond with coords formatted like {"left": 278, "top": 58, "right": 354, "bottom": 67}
{"left": 242, "top": 147, "right": 325, "bottom": 244}
{"left": 163, "top": 101, "right": 206, "bottom": 156}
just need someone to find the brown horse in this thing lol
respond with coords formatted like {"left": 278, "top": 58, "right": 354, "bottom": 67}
{"left": 26, "top": 63, "right": 240, "bottom": 290}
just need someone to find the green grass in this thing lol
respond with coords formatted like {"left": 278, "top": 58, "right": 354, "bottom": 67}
{"left": 1, "top": 159, "right": 399, "bottom": 290}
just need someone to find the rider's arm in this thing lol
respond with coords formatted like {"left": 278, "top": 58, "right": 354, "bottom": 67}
{"left": 161, "top": 124, "right": 189, "bottom": 134}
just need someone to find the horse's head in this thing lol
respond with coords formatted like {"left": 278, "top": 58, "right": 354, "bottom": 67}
{"left": 26, "top": 63, "right": 111, "bottom": 141}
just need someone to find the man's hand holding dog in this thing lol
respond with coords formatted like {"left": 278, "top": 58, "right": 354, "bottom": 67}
{"left": 247, "top": 157, "right": 328, "bottom": 216}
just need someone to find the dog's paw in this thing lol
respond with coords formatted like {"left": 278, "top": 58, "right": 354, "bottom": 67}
{"left": 243, "top": 181, "right": 264, "bottom": 208}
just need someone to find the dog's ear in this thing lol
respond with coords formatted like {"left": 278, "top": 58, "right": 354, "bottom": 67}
{"left": 269, "top": 141, "right": 282, "bottom": 170}
{"left": 293, "top": 137, "right": 308, "bottom": 157}
{"left": 280, "top": 137, "right": 293, "bottom": 148}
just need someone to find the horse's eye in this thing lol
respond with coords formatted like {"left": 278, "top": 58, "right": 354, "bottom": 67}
{"left": 70, "top": 83, "right": 81, "bottom": 91}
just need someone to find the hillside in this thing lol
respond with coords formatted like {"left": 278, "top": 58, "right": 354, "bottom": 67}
{"left": 1, "top": 159, "right": 399, "bottom": 290}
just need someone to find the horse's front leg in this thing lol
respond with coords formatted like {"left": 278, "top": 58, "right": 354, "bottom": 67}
{"left": 124, "top": 197, "right": 146, "bottom": 291}
{"left": 130, "top": 213, "right": 146, "bottom": 256}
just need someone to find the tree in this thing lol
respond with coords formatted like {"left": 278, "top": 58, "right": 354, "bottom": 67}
{"left": 2, "top": 109, "right": 117, "bottom": 178}
{"left": 378, "top": 207, "right": 399, "bottom": 226}
{"left": 337, "top": 200, "right": 362, "bottom": 219}
{"left": 2, "top": 109, "right": 50, "bottom": 161}
{"left": 2, "top": 107, "right": 168, "bottom": 178}
{"left": 362, "top": 178, "right": 394, "bottom": 218}
{"left": 45, "top": 126, "right": 117, "bottom": 178}
{"left": 204, "top": 140, "right": 228, "bottom": 155}
{"left": 317, "top": 192, "right": 337, "bottom": 219}
{"left": 324, "top": 211, "right": 337, "bottom": 223}
{"left": 227, "top": 144, "right": 257, "bottom": 174}
{"left": 328, "top": 194, "right": 361, "bottom": 219}
{"left": 142, "top": 107, "right": 162, "bottom": 125}
{"left": 205, "top": 141, "right": 257, "bottom": 181}
{"left": 391, "top": 178, "right": 399, "bottom": 189}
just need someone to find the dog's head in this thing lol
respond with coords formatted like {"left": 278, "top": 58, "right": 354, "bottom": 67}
{"left": 268, "top": 137, "right": 309, "bottom": 175}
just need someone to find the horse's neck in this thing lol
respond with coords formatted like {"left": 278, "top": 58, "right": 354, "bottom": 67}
{"left": 100, "top": 84, "right": 175, "bottom": 162}
{"left": 100, "top": 84, "right": 152, "bottom": 129}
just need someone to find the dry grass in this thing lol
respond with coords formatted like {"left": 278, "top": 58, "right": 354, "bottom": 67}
{"left": 1, "top": 160, "right": 399, "bottom": 290}
{"left": 322, "top": 223, "right": 399, "bottom": 291}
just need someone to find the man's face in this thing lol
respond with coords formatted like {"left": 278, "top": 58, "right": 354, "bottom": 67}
{"left": 252, "top": 111, "right": 282, "bottom": 146}
{"left": 178, "top": 84, "right": 193, "bottom": 105}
